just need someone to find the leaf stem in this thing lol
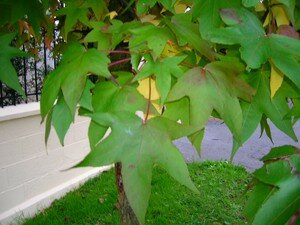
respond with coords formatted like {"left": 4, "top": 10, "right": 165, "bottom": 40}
{"left": 289, "top": 209, "right": 300, "bottom": 225}
{"left": 109, "top": 50, "right": 131, "bottom": 55}
{"left": 109, "top": 58, "right": 131, "bottom": 67}
{"left": 110, "top": 74, "right": 120, "bottom": 86}
{"left": 144, "top": 77, "right": 152, "bottom": 123}
{"left": 180, "top": 61, "right": 196, "bottom": 68}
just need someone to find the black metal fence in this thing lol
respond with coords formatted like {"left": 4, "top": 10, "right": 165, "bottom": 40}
{"left": 0, "top": 32, "right": 61, "bottom": 108}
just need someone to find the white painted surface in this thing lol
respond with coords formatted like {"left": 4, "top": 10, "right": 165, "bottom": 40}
{"left": 0, "top": 166, "right": 112, "bottom": 225}
{"left": 0, "top": 103, "right": 40, "bottom": 122}
{"left": 0, "top": 104, "right": 109, "bottom": 225}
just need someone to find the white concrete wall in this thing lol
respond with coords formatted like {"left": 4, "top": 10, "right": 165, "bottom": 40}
{"left": 0, "top": 103, "right": 110, "bottom": 225}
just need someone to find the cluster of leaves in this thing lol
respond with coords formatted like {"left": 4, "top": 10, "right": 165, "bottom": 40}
{"left": 1, "top": 0, "right": 300, "bottom": 224}
{"left": 246, "top": 145, "right": 300, "bottom": 225}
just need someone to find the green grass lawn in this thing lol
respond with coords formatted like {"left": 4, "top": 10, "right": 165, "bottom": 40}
{"left": 20, "top": 161, "right": 251, "bottom": 225}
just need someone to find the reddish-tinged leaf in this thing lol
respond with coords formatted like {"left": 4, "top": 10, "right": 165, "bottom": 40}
{"left": 277, "top": 25, "right": 299, "bottom": 39}
{"left": 168, "top": 61, "right": 254, "bottom": 146}
{"left": 220, "top": 8, "right": 242, "bottom": 25}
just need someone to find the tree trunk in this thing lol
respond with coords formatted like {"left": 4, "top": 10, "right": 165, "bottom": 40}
{"left": 115, "top": 162, "right": 139, "bottom": 225}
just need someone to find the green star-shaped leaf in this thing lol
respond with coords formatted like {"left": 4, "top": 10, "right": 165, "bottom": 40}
{"left": 208, "top": 8, "right": 300, "bottom": 89}
{"left": 133, "top": 55, "right": 186, "bottom": 104}
{"left": 0, "top": 33, "right": 28, "bottom": 96}
{"left": 168, "top": 61, "right": 255, "bottom": 144}
{"left": 165, "top": 13, "right": 215, "bottom": 61}
{"left": 252, "top": 176, "right": 300, "bottom": 225}
{"left": 246, "top": 146, "right": 300, "bottom": 225}
{"left": 47, "top": 79, "right": 96, "bottom": 146}
{"left": 129, "top": 24, "right": 174, "bottom": 60}
{"left": 231, "top": 71, "right": 298, "bottom": 158}
{"left": 56, "top": 0, "right": 108, "bottom": 38}
{"left": 83, "top": 0, "right": 108, "bottom": 20}
{"left": 136, "top": 0, "right": 157, "bottom": 15}
{"left": 77, "top": 113, "right": 199, "bottom": 225}
{"left": 84, "top": 21, "right": 111, "bottom": 51}
{"left": 136, "top": 0, "right": 177, "bottom": 15}
{"left": 56, "top": 1, "right": 91, "bottom": 39}
{"left": 192, "top": 0, "right": 241, "bottom": 39}
{"left": 40, "top": 43, "right": 111, "bottom": 119}
{"left": 52, "top": 96, "right": 73, "bottom": 146}
{"left": 88, "top": 80, "right": 158, "bottom": 150}
{"left": 92, "top": 82, "right": 149, "bottom": 113}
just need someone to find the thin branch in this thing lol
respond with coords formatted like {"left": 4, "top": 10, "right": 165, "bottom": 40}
{"left": 109, "top": 50, "right": 131, "bottom": 55}
{"left": 109, "top": 58, "right": 131, "bottom": 67}
{"left": 110, "top": 74, "right": 120, "bottom": 86}
{"left": 180, "top": 61, "right": 196, "bottom": 68}
{"left": 131, "top": 68, "right": 137, "bottom": 76}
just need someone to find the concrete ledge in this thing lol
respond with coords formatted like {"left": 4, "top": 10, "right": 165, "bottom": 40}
{"left": 0, "top": 103, "right": 99, "bottom": 225}
{"left": 0, "top": 165, "right": 113, "bottom": 225}
{"left": 0, "top": 103, "right": 40, "bottom": 122}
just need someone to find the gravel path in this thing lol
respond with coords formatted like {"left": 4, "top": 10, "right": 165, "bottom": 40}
{"left": 175, "top": 120, "right": 300, "bottom": 172}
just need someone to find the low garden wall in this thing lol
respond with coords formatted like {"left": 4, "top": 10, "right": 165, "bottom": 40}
{"left": 0, "top": 103, "right": 110, "bottom": 225}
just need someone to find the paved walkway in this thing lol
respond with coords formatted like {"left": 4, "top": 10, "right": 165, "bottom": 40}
{"left": 175, "top": 120, "right": 300, "bottom": 172}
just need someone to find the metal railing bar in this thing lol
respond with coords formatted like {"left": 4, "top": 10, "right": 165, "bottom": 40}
{"left": 33, "top": 39, "right": 39, "bottom": 102}
{"left": 22, "top": 45, "right": 28, "bottom": 104}
{"left": 43, "top": 32, "right": 48, "bottom": 76}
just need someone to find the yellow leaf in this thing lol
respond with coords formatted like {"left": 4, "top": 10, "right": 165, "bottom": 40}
{"left": 140, "top": 14, "right": 160, "bottom": 26}
{"left": 137, "top": 78, "right": 162, "bottom": 119}
{"left": 137, "top": 77, "right": 160, "bottom": 100}
{"left": 270, "top": 61, "right": 284, "bottom": 98}
{"left": 196, "top": 54, "right": 201, "bottom": 64}
{"left": 152, "top": 102, "right": 162, "bottom": 117}
{"left": 272, "top": 5, "right": 290, "bottom": 26}
{"left": 106, "top": 11, "right": 118, "bottom": 20}
{"left": 255, "top": 2, "right": 266, "bottom": 12}
{"left": 174, "top": 2, "right": 188, "bottom": 14}
{"left": 263, "top": 12, "right": 271, "bottom": 27}
{"left": 161, "top": 40, "right": 180, "bottom": 57}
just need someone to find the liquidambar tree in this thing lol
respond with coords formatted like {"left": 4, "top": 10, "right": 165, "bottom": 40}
{"left": 0, "top": 0, "right": 300, "bottom": 224}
